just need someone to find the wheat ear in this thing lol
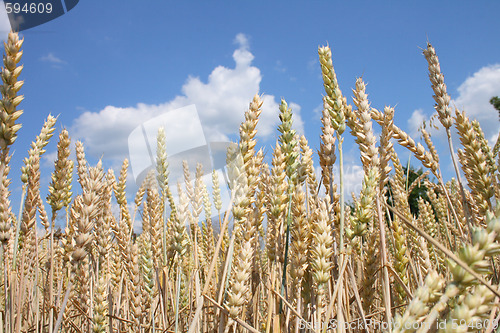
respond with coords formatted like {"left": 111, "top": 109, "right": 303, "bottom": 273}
{"left": 0, "top": 31, "right": 24, "bottom": 159}
{"left": 225, "top": 146, "right": 254, "bottom": 323}
{"left": 352, "top": 77, "right": 379, "bottom": 170}
{"left": 393, "top": 270, "right": 445, "bottom": 333}
{"left": 423, "top": 43, "right": 453, "bottom": 130}
{"left": 92, "top": 276, "right": 108, "bottom": 333}
{"left": 47, "top": 129, "right": 73, "bottom": 217}
{"left": 455, "top": 109, "right": 493, "bottom": 217}
{"left": 310, "top": 198, "right": 333, "bottom": 326}
{"left": 21, "top": 114, "right": 57, "bottom": 185}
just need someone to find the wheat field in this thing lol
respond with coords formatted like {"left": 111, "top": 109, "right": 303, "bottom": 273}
{"left": 1, "top": 30, "right": 500, "bottom": 333}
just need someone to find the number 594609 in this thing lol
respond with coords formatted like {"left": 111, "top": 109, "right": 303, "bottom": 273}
{"left": 5, "top": 2, "right": 53, "bottom": 14}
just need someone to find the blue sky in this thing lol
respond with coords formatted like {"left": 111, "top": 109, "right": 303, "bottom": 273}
{"left": 1, "top": 1, "right": 499, "bottom": 226}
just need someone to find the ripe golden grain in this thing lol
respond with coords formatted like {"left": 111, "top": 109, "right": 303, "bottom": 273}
{"left": 1, "top": 31, "right": 499, "bottom": 332}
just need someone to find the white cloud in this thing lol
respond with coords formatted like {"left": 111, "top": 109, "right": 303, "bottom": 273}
{"left": 41, "top": 53, "right": 67, "bottom": 70}
{"left": 40, "top": 53, "right": 66, "bottom": 65}
{"left": 74, "top": 103, "right": 173, "bottom": 161}
{"left": 71, "top": 33, "right": 304, "bottom": 184}
{"left": 234, "top": 33, "right": 249, "bottom": 50}
{"left": 452, "top": 64, "right": 500, "bottom": 145}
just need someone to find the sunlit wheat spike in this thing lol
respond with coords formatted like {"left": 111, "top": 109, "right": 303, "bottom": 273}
{"left": 95, "top": 170, "right": 113, "bottom": 260}
{"left": 211, "top": 169, "right": 222, "bottom": 213}
{"left": 419, "top": 122, "right": 439, "bottom": 164}
{"left": 225, "top": 158, "right": 254, "bottom": 320}
{"left": 393, "top": 270, "right": 445, "bottom": 333}
{"left": 265, "top": 143, "right": 287, "bottom": 263}
{"left": 455, "top": 109, "right": 494, "bottom": 217}
{"left": 318, "top": 45, "right": 346, "bottom": 134}
{"left": 0, "top": 31, "right": 24, "bottom": 157}
{"left": 423, "top": 42, "right": 453, "bottom": 129}
{"left": 146, "top": 186, "right": 163, "bottom": 266}
{"left": 191, "top": 162, "right": 204, "bottom": 221}
{"left": 21, "top": 114, "right": 57, "bottom": 184}
{"left": 47, "top": 128, "right": 73, "bottom": 214}
{"left": 20, "top": 154, "right": 40, "bottom": 244}
{"left": 318, "top": 96, "right": 337, "bottom": 196}
{"left": 378, "top": 106, "right": 394, "bottom": 193}
{"left": 310, "top": 198, "right": 333, "bottom": 291}
{"left": 351, "top": 166, "right": 377, "bottom": 238}
{"left": 93, "top": 276, "right": 108, "bottom": 333}
{"left": 72, "top": 163, "right": 104, "bottom": 263}
{"left": 290, "top": 184, "right": 310, "bottom": 297}
{"left": 352, "top": 77, "right": 379, "bottom": 170}
{"left": 170, "top": 182, "right": 190, "bottom": 258}
{"left": 239, "top": 94, "right": 262, "bottom": 163}
{"left": 75, "top": 140, "right": 87, "bottom": 186}
{"left": 156, "top": 126, "right": 170, "bottom": 194}
{"left": 182, "top": 160, "right": 194, "bottom": 201}
{"left": 278, "top": 99, "right": 299, "bottom": 187}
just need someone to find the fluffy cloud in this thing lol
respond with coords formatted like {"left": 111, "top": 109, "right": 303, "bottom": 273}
{"left": 452, "top": 64, "right": 500, "bottom": 145}
{"left": 72, "top": 33, "right": 304, "bottom": 177}
{"left": 41, "top": 52, "right": 66, "bottom": 64}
